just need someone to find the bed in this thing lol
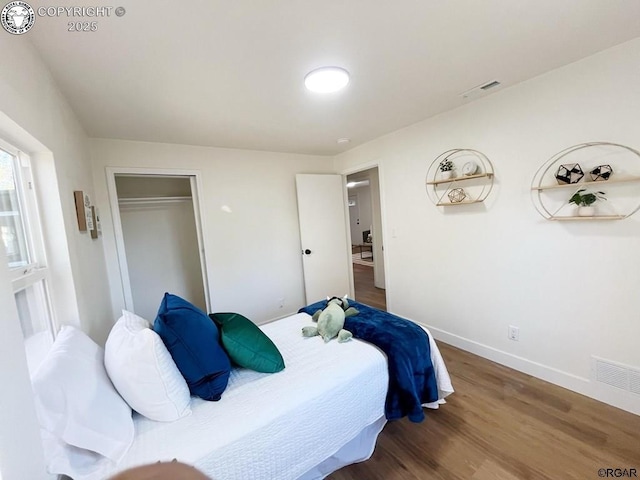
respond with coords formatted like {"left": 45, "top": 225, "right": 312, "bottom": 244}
{"left": 34, "top": 305, "right": 453, "bottom": 480}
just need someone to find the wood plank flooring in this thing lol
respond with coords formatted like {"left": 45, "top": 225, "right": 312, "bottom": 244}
{"left": 353, "top": 262, "right": 386, "bottom": 311}
{"left": 329, "top": 342, "right": 640, "bottom": 480}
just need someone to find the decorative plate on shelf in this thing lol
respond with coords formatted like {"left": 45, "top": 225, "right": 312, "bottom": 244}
{"left": 462, "top": 161, "right": 478, "bottom": 176}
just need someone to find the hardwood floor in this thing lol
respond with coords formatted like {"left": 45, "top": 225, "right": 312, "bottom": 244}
{"left": 329, "top": 342, "right": 640, "bottom": 479}
{"left": 353, "top": 262, "right": 386, "bottom": 311}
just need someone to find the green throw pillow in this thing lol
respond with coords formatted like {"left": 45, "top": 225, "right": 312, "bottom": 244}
{"left": 209, "top": 313, "right": 285, "bottom": 373}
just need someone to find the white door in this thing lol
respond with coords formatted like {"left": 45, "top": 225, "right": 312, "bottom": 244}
{"left": 296, "top": 174, "right": 351, "bottom": 304}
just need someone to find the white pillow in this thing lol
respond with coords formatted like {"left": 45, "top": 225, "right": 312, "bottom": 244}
{"left": 31, "top": 326, "right": 134, "bottom": 464}
{"left": 104, "top": 310, "right": 191, "bottom": 421}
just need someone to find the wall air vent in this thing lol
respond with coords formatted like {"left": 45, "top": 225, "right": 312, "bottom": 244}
{"left": 630, "top": 370, "right": 640, "bottom": 396}
{"left": 592, "top": 356, "right": 640, "bottom": 395}
{"left": 460, "top": 80, "right": 502, "bottom": 99}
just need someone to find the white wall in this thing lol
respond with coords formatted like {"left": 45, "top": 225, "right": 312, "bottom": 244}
{"left": 91, "top": 139, "right": 334, "bottom": 324}
{"left": 335, "top": 38, "right": 640, "bottom": 414}
{"left": 0, "top": 37, "right": 112, "bottom": 479}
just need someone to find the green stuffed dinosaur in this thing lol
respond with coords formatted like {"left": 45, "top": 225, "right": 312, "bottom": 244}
{"left": 301, "top": 295, "right": 359, "bottom": 343}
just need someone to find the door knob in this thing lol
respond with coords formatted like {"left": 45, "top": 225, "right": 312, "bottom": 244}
{"left": 304, "top": 249, "right": 312, "bottom": 255}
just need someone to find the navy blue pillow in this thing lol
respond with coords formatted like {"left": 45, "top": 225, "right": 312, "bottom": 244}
{"left": 153, "top": 293, "right": 231, "bottom": 401}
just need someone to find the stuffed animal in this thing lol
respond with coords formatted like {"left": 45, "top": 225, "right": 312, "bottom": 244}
{"left": 302, "top": 295, "right": 358, "bottom": 343}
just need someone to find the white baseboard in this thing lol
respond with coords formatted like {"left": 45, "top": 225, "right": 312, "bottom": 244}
{"left": 417, "top": 322, "right": 640, "bottom": 416}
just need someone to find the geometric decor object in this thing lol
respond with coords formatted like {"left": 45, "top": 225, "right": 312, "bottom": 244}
{"left": 590, "top": 164, "right": 613, "bottom": 182}
{"left": 555, "top": 163, "right": 584, "bottom": 184}
{"left": 448, "top": 188, "right": 467, "bottom": 203}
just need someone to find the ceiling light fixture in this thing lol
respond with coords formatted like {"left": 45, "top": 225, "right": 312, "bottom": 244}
{"left": 304, "top": 67, "right": 350, "bottom": 93}
{"left": 337, "top": 137, "right": 351, "bottom": 144}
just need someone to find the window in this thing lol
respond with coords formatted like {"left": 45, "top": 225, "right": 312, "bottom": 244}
{"left": 0, "top": 149, "right": 31, "bottom": 268}
{"left": 0, "top": 139, "right": 54, "bottom": 374}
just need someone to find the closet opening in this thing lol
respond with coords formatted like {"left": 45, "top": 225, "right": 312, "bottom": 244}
{"left": 108, "top": 171, "right": 209, "bottom": 321}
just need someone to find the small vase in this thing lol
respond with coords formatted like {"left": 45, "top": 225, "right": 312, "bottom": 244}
{"left": 439, "top": 170, "right": 454, "bottom": 180}
{"left": 577, "top": 205, "right": 595, "bottom": 216}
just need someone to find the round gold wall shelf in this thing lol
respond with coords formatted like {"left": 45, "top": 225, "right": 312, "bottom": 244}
{"left": 425, "top": 149, "right": 495, "bottom": 207}
{"left": 531, "top": 142, "right": 640, "bottom": 220}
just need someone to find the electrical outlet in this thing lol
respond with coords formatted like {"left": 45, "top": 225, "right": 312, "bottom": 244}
{"left": 508, "top": 325, "right": 520, "bottom": 341}
{"left": 278, "top": 297, "right": 285, "bottom": 309}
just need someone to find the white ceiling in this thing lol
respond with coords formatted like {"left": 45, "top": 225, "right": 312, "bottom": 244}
{"left": 27, "top": 0, "right": 640, "bottom": 156}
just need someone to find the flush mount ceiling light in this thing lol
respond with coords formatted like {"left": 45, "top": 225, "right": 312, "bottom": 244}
{"left": 304, "top": 67, "right": 350, "bottom": 93}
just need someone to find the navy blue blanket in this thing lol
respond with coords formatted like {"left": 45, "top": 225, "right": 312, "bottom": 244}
{"left": 299, "top": 299, "right": 438, "bottom": 422}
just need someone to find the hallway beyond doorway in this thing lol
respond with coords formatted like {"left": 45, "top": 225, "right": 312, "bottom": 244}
{"left": 352, "top": 263, "right": 386, "bottom": 311}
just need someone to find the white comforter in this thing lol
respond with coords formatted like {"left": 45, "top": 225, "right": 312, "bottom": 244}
{"left": 101, "top": 312, "right": 389, "bottom": 480}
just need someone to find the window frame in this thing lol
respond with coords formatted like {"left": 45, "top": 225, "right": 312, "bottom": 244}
{"left": 0, "top": 136, "right": 56, "bottom": 341}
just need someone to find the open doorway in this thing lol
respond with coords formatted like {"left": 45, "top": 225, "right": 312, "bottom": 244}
{"left": 346, "top": 167, "right": 386, "bottom": 310}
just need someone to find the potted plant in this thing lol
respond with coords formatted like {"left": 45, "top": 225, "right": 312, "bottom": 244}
{"left": 439, "top": 159, "right": 455, "bottom": 180}
{"left": 568, "top": 188, "right": 606, "bottom": 216}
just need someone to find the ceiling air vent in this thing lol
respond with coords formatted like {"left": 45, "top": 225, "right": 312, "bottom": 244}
{"left": 460, "top": 80, "right": 502, "bottom": 99}
{"left": 480, "top": 80, "right": 501, "bottom": 91}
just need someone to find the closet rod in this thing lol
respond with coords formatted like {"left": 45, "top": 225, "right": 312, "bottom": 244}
{"left": 118, "top": 196, "right": 192, "bottom": 206}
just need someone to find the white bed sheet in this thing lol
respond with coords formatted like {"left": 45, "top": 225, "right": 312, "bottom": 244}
{"left": 100, "top": 312, "right": 388, "bottom": 480}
